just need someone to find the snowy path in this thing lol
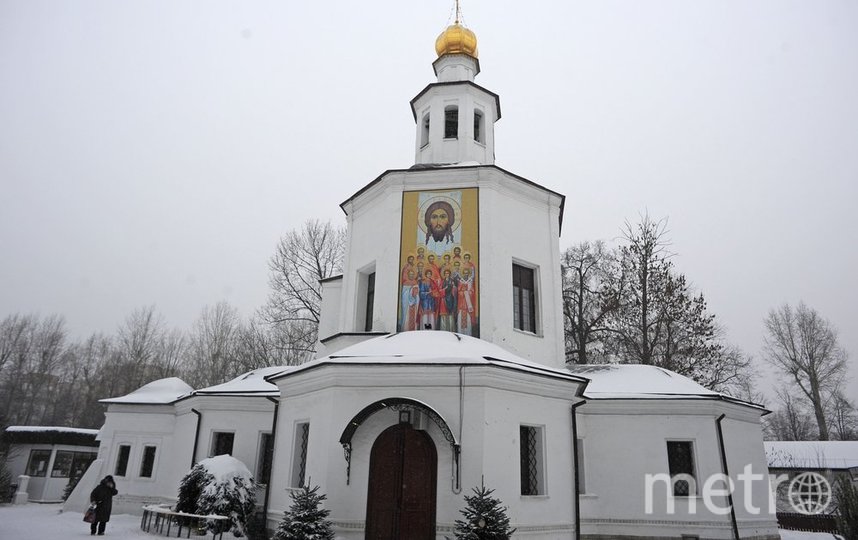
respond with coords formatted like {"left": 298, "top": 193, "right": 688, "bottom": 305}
{"left": 0, "top": 503, "right": 221, "bottom": 540}
{"left": 0, "top": 503, "right": 845, "bottom": 540}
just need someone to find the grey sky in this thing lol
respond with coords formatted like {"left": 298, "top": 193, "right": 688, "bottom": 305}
{"left": 1, "top": 1, "right": 856, "bottom": 401}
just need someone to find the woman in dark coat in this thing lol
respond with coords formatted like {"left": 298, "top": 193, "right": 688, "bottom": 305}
{"left": 89, "top": 475, "right": 118, "bottom": 535}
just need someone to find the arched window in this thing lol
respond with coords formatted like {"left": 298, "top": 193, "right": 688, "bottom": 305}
{"left": 421, "top": 114, "right": 430, "bottom": 147}
{"left": 444, "top": 106, "right": 458, "bottom": 139}
{"left": 473, "top": 110, "right": 484, "bottom": 143}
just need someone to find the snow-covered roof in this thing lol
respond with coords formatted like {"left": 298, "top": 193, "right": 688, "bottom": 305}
{"left": 270, "top": 331, "right": 585, "bottom": 383}
{"left": 5, "top": 426, "right": 98, "bottom": 435}
{"left": 765, "top": 441, "right": 858, "bottom": 470}
{"left": 193, "top": 366, "right": 292, "bottom": 397}
{"left": 567, "top": 364, "right": 764, "bottom": 411}
{"left": 569, "top": 364, "right": 718, "bottom": 399}
{"left": 100, "top": 377, "right": 193, "bottom": 404}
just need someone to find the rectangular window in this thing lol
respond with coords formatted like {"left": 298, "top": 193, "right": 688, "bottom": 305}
{"left": 364, "top": 272, "right": 376, "bottom": 332}
{"left": 211, "top": 431, "right": 235, "bottom": 457}
{"left": 139, "top": 445, "right": 157, "bottom": 478}
{"left": 667, "top": 441, "right": 696, "bottom": 496}
{"left": 445, "top": 107, "right": 458, "bottom": 138}
{"left": 26, "top": 449, "right": 52, "bottom": 477}
{"left": 520, "top": 425, "right": 545, "bottom": 496}
{"left": 115, "top": 445, "right": 131, "bottom": 477}
{"left": 291, "top": 423, "right": 310, "bottom": 487}
{"left": 71, "top": 452, "right": 97, "bottom": 480}
{"left": 474, "top": 110, "right": 484, "bottom": 143}
{"left": 257, "top": 433, "right": 274, "bottom": 485}
{"left": 51, "top": 451, "right": 74, "bottom": 478}
{"left": 512, "top": 263, "right": 537, "bottom": 333}
{"left": 421, "top": 114, "right": 430, "bottom": 147}
{"left": 576, "top": 438, "right": 586, "bottom": 494}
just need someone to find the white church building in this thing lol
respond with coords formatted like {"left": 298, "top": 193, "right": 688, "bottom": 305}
{"left": 67, "top": 17, "right": 780, "bottom": 540}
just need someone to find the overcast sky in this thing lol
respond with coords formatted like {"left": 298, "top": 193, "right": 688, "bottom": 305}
{"left": 1, "top": 1, "right": 856, "bottom": 402}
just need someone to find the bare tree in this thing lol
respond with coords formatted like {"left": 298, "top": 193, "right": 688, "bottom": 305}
{"left": 764, "top": 387, "right": 818, "bottom": 441}
{"left": 764, "top": 302, "right": 848, "bottom": 440}
{"left": 829, "top": 389, "right": 858, "bottom": 441}
{"left": 116, "top": 306, "right": 166, "bottom": 391}
{"left": 561, "top": 241, "right": 619, "bottom": 364}
{"left": 262, "top": 219, "right": 345, "bottom": 358}
{"left": 185, "top": 302, "right": 242, "bottom": 388}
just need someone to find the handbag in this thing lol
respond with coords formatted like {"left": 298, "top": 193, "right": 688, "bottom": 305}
{"left": 83, "top": 505, "right": 96, "bottom": 523}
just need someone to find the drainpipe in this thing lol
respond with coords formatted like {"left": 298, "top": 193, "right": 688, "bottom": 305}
{"left": 190, "top": 409, "right": 202, "bottom": 469}
{"left": 715, "top": 413, "right": 740, "bottom": 540}
{"left": 451, "top": 366, "right": 466, "bottom": 494}
{"left": 570, "top": 400, "right": 587, "bottom": 540}
{"left": 262, "top": 397, "right": 280, "bottom": 532}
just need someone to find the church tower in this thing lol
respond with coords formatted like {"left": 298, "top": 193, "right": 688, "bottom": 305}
{"left": 412, "top": 18, "right": 499, "bottom": 166}
{"left": 317, "top": 14, "right": 567, "bottom": 368}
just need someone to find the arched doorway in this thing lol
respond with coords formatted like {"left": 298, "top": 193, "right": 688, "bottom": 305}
{"left": 365, "top": 422, "right": 437, "bottom": 540}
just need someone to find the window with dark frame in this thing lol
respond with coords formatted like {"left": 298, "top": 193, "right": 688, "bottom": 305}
{"left": 257, "top": 433, "right": 274, "bottom": 485}
{"left": 474, "top": 110, "right": 484, "bottom": 143}
{"left": 51, "top": 451, "right": 74, "bottom": 478}
{"left": 26, "top": 449, "right": 52, "bottom": 477}
{"left": 212, "top": 432, "right": 235, "bottom": 456}
{"left": 520, "top": 426, "right": 539, "bottom": 495}
{"left": 512, "top": 263, "right": 537, "bottom": 333}
{"left": 291, "top": 423, "right": 310, "bottom": 487}
{"left": 421, "top": 114, "right": 430, "bottom": 147}
{"left": 667, "top": 441, "right": 696, "bottom": 496}
{"left": 364, "top": 272, "right": 376, "bottom": 332}
{"left": 139, "top": 445, "right": 157, "bottom": 478}
{"left": 115, "top": 444, "right": 131, "bottom": 476}
{"left": 445, "top": 106, "right": 458, "bottom": 139}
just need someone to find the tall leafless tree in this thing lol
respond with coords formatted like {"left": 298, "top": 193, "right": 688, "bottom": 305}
{"left": 764, "top": 302, "right": 848, "bottom": 441}
{"left": 829, "top": 389, "right": 858, "bottom": 441}
{"left": 764, "top": 386, "right": 818, "bottom": 441}
{"left": 561, "top": 241, "right": 619, "bottom": 364}
{"left": 185, "top": 302, "right": 241, "bottom": 388}
{"left": 262, "top": 219, "right": 345, "bottom": 358}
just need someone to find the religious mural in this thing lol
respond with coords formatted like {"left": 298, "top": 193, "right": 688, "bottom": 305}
{"left": 397, "top": 188, "right": 479, "bottom": 336}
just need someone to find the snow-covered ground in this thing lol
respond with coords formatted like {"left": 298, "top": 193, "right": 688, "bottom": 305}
{"left": 0, "top": 503, "right": 846, "bottom": 540}
{"left": 0, "top": 503, "right": 223, "bottom": 539}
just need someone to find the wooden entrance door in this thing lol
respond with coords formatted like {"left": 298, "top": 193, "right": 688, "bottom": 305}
{"left": 365, "top": 422, "right": 437, "bottom": 540}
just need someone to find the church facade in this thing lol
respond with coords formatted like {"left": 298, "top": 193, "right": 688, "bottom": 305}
{"left": 68, "top": 18, "right": 780, "bottom": 540}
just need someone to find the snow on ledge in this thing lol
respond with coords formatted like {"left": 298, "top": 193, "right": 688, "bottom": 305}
{"left": 5, "top": 426, "right": 98, "bottom": 435}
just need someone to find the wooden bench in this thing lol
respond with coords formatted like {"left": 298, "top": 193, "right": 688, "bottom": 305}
{"left": 140, "top": 505, "right": 229, "bottom": 539}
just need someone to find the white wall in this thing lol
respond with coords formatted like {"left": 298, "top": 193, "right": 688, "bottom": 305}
{"left": 577, "top": 400, "right": 779, "bottom": 540}
{"left": 336, "top": 166, "right": 565, "bottom": 367}
{"left": 268, "top": 362, "right": 582, "bottom": 539}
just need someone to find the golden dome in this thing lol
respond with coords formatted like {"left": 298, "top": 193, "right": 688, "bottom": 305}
{"left": 435, "top": 23, "right": 478, "bottom": 59}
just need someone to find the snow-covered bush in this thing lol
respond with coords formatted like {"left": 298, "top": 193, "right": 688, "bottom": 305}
{"left": 272, "top": 484, "right": 335, "bottom": 540}
{"left": 176, "top": 455, "right": 257, "bottom": 537}
{"left": 450, "top": 480, "right": 515, "bottom": 540}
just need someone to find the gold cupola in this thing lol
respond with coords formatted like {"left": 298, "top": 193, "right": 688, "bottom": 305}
{"left": 435, "top": 23, "right": 478, "bottom": 59}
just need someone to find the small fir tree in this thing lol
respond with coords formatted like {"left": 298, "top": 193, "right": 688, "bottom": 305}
{"left": 175, "top": 456, "right": 256, "bottom": 537}
{"left": 175, "top": 463, "right": 214, "bottom": 514}
{"left": 273, "top": 484, "right": 335, "bottom": 540}
{"left": 451, "top": 479, "right": 515, "bottom": 540}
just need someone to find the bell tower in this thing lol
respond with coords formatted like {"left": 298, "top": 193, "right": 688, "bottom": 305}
{"left": 412, "top": 11, "right": 499, "bottom": 166}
